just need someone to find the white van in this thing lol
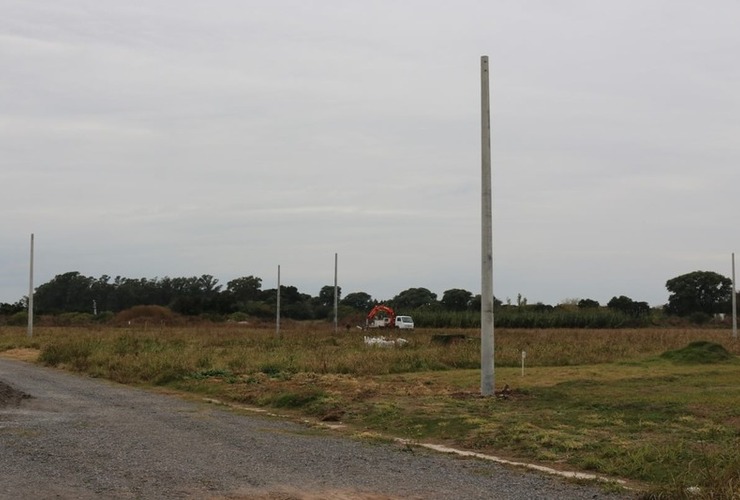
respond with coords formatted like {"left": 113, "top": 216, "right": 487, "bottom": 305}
{"left": 395, "top": 316, "right": 414, "bottom": 330}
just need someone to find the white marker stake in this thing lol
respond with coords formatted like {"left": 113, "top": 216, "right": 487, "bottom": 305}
{"left": 521, "top": 350, "right": 526, "bottom": 377}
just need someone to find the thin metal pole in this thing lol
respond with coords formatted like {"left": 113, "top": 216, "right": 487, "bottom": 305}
{"left": 732, "top": 253, "right": 737, "bottom": 339}
{"left": 27, "top": 233, "right": 34, "bottom": 338}
{"left": 333, "top": 253, "right": 339, "bottom": 334}
{"left": 480, "top": 55, "right": 495, "bottom": 395}
{"left": 276, "top": 265, "right": 281, "bottom": 339}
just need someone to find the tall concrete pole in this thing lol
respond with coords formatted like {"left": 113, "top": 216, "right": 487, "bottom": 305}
{"left": 480, "top": 55, "right": 495, "bottom": 395}
{"left": 27, "top": 233, "right": 34, "bottom": 338}
{"left": 732, "top": 253, "right": 737, "bottom": 339}
{"left": 276, "top": 265, "right": 281, "bottom": 339}
{"left": 333, "top": 253, "right": 339, "bottom": 334}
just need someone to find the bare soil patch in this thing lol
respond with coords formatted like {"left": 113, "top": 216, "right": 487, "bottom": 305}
{"left": 214, "top": 488, "right": 403, "bottom": 499}
{"left": 0, "top": 380, "right": 31, "bottom": 407}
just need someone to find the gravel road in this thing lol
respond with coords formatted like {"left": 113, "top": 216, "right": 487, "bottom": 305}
{"left": 0, "top": 358, "right": 632, "bottom": 499}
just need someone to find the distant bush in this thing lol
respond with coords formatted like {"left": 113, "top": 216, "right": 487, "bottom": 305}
{"left": 243, "top": 301, "right": 274, "bottom": 318}
{"left": 54, "top": 312, "right": 95, "bottom": 326}
{"left": 93, "top": 311, "right": 115, "bottom": 323}
{"left": 199, "top": 313, "right": 226, "bottom": 323}
{"left": 7, "top": 311, "right": 28, "bottom": 326}
{"left": 689, "top": 311, "right": 711, "bottom": 325}
{"left": 228, "top": 312, "right": 250, "bottom": 322}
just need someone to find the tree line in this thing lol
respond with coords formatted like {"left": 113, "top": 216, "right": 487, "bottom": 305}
{"left": 0, "top": 269, "right": 735, "bottom": 327}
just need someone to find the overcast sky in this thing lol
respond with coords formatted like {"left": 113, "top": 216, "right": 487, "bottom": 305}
{"left": 2, "top": 1, "right": 739, "bottom": 307}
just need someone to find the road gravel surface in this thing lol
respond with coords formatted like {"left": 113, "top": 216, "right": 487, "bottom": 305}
{"left": 0, "top": 358, "right": 631, "bottom": 499}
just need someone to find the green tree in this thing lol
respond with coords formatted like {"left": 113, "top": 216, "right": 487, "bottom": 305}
{"left": 0, "top": 300, "right": 25, "bottom": 315}
{"left": 109, "top": 276, "right": 161, "bottom": 310}
{"left": 665, "top": 271, "right": 732, "bottom": 316}
{"left": 166, "top": 275, "right": 223, "bottom": 315}
{"left": 226, "top": 276, "right": 263, "bottom": 302}
{"left": 261, "top": 285, "right": 313, "bottom": 319}
{"left": 89, "top": 275, "right": 113, "bottom": 312}
{"left": 308, "top": 285, "right": 343, "bottom": 320}
{"left": 607, "top": 295, "right": 649, "bottom": 317}
{"left": 340, "top": 292, "right": 374, "bottom": 311}
{"left": 196, "top": 274, "right": 222, "bottom": 295}
{"left": 391, "top": 287, "right": 438, "bottom": 310}
{"left": 34, "top": 271, "right": 95, "bottom": 313}
{"left": 470, "top": 295, "right": 502, "bottom": 311}
{"left": 441, "top": 288, "right": 473, "bottom": 311}
{"left": 578, "top": 298, "right": 600, "bottom": 309}
{"left": 318, "top": 285, "right": 341, "bottom": 307}
{"left": 280, "top": 285, "right": 309, "bottom": 305}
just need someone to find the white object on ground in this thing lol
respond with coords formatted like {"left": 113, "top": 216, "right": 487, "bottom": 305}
{"left": 363, "top": 336, "right": 408, "bottom": 347}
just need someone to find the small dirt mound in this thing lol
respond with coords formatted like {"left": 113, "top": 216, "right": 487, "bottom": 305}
{"left": 660, "top": 341, "right": 734, "bottom": 364}
{"left": 449, "top": 385, "right": 527, "bottom": 400}
{"left": 0, "top": 380, "right": 31, "bottom": 407}
{"left": 114, "top": 305, "right": 175, "bottom": 324}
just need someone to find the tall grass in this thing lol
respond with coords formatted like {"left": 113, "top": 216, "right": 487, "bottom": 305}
{"left": 413, "top": 308, "right": 649, "bottom": 328}
{"left": 2, "top": 324, "right": 739, "bottom": 496}
{"left": 3, "top": 326, "right": 737, "bottom": 382}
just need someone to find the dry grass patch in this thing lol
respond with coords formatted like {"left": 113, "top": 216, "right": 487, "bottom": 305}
{"left": 0, "top": 347, "right": 40, "bottom": 362}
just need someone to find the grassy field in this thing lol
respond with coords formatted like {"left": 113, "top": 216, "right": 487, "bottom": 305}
{"left": 1, "top": 323, "right": 739, "bottom": 498}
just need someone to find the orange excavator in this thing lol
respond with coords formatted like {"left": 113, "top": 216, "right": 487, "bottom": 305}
{"left": 365, "top": 305, "right": 415, "bottom": 330}
{"left": 366, "top": 305, "right": 396, "bottom": 329}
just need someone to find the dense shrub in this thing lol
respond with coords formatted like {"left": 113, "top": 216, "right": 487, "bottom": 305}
{"left": 688, "top": 312, "right": 711, "bottom": 325}
{"left": 7, "top": 311, "right": 28, "bottom": 326}
{"left": 54, "top": 312, "right": 95, "bottom": 326}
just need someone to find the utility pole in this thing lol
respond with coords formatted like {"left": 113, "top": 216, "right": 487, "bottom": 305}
{"left": 27, "top": 233, "right": 34, "bottom": 338}
{"left": 480, "top": 55, "right": 495, "bottom": 395}
{"left": 733, "top": 253, "right": 737, "bottom": 340}
{"left": 276, "top": 265, "right": 281, "bottom": 339}
{"left": 333, "top": 253, "right": 339, "bottom": 334}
